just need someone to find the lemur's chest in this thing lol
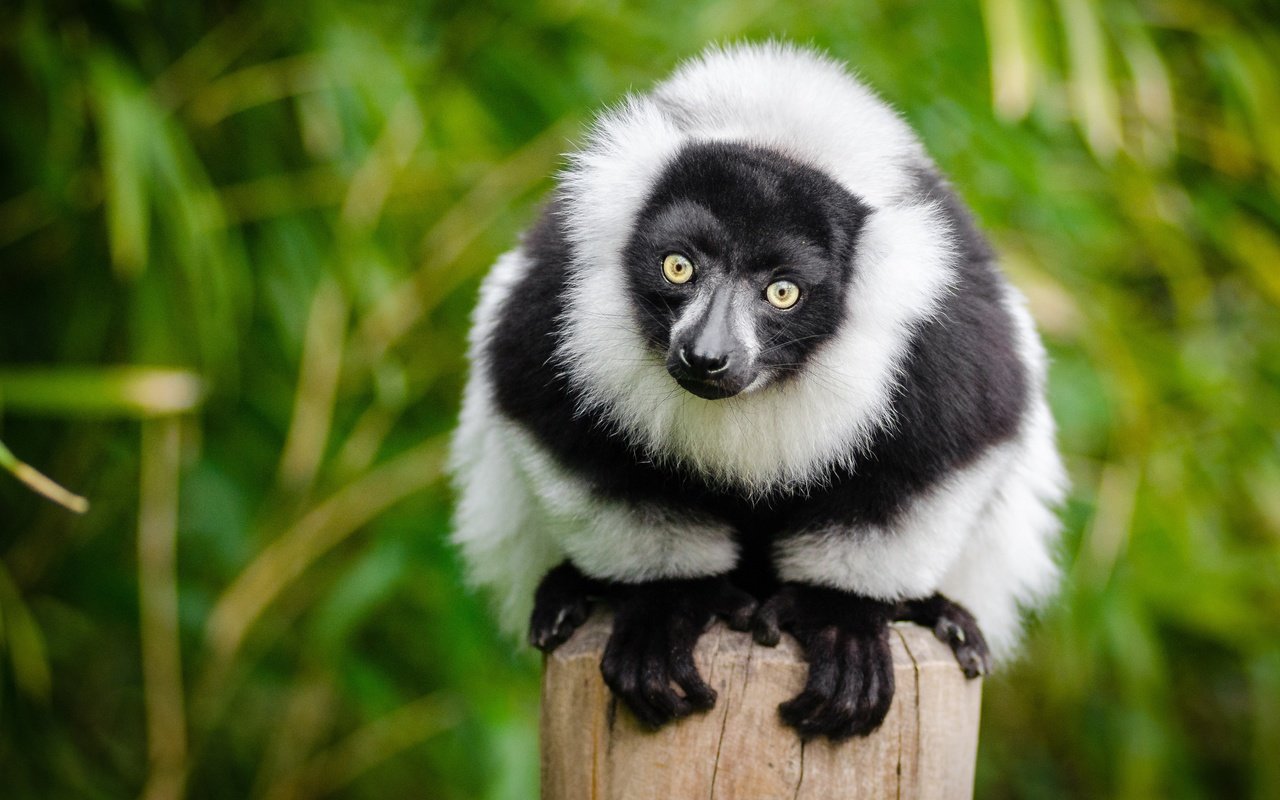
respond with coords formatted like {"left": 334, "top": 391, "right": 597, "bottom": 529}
{"left": 580, "top": 437, "right": 886, "bottom": 533}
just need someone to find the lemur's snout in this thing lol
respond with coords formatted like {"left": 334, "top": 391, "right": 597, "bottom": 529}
{"left": 679, "top": 345, "right": 731, "bottom": 376}
{"left": 666, "top": 283, "right": 758, "bottom": 399}
{"left": 667, "top": 315, "right": 755, "bottom": 399}
{"left": 668, "top": 346, "right": 743, "bottom": 399}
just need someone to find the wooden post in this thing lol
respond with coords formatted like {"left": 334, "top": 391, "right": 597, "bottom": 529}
{"left": 541, "top": 612, "right": 981, "bottom": 799}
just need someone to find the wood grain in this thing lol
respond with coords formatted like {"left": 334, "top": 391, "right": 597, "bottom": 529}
{"left": 541, "top": 612, "right": 981, "bottom": 799}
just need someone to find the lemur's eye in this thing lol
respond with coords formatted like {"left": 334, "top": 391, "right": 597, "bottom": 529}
{"left": 661, "top": 253, "right": 694, "bottom": 284}
{"left": 766, "top": 280, "right": 801, "bottom": 309}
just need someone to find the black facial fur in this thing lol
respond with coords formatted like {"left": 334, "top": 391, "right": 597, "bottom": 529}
{"left": 621, "top": 142, "right": 870, "bottom": 397}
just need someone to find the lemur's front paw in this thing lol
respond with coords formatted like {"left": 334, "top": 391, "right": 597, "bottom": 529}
{"left": 600, "top": 576, "right": 756, "bottom": 728}
{"left": 897, "top": 593, "right": 991, "bottom": 678}
{"left": 529, "top": 561, "right": 600, "bottom": 652}
{"left": 753, "top": 583, "right": 896, "bottom": 740}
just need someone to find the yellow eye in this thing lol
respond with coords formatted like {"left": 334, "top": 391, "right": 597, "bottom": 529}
{"left": 662, "top": 253, "right": 694, "bottom": 284}
{"left": 766, "top": 280, "right": 801, "bottom": 309}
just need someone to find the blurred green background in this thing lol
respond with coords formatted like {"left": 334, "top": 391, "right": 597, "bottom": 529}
{"left": 2, "top": 0, "right": 1279, "bottom": 797}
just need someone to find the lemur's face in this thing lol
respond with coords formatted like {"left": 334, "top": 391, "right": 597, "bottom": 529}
{"left": 623, "top": 142, "right": 869, "bottom": 400}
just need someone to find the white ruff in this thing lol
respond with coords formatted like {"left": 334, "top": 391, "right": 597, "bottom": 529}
{"left": 557, "top": 42, "right": 957, "bottom": 493}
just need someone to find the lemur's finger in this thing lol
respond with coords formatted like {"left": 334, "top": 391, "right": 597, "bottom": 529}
{"left": 528, "top": 561, "right": 597, "bottom": 652}
{"left": 850, "top": 633, "right": 895, "bottom": 737}
{"left": 600, "top": 624, "right": 641, "bottom": 695}
{"left": 603, "top": 650, "right": 665, "bottom": 727}
{"left": 752, "top": 588, "right": 798, "bottom": 647}
{"left": 920, "top": 594, "right": 991, "bottom": 679}
{"left": 640, "top": 668, "right": 693, "bottom": 721}
{"left": 528, "top": 599, "right": 588, "bottom": 652}
{"left": 670, "top": 646, "right": 717, "bottom": 710}
{"left": 809, "top": 634, "right": 864, "bottom": 737}
{"left": 714, "top": 584, "right": 758, "bottom": 631}
{"left": 778, "top": 626, "right": 839, "bottom": 731}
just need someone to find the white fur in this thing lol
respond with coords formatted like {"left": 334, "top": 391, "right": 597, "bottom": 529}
{"left": 560, "top": 193, "right": 957, "bottom": 496}
{"left": 449, "top": 249, "right": 739, "bottom": 636}
{"left": 935, "top": 285, "right": 1067, "bottom": 657}
{"left": 668, "top": 286, "right": 714, "bottom": 346}
{"left": 450, "top": 43, "right": 1065, "bottom": 653}
{"left": 450, "top": 249, "right": 565, "bottom": 636}
{"left": 773, "top": 442, "right": 1017, "bottom": 601}
{"left": 505, "top": 423, "right": 739, "bottom": 582}
{"left": 775, "top": 280, "right": 1067, "bottom": 656}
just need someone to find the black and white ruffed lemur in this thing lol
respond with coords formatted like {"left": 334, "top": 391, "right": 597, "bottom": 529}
{"left": 449, "top": 43, "right": 1066, "bottom": 740}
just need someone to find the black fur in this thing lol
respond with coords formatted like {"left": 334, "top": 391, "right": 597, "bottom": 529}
{"left": 752, "top": 583, "right": 897, "bottom": 739}
{"left": 487, "top": 143, "right": 1024, "bottom": 737}
{"left": 897, "top": 593, "right": 992, "bottom": 678}
{"left": 528, "top": 561, "right": 605, "bottom": 651}
{"left": 487, "top": 144, "right": 1027, "bottom": 573}
{"left": 529, "top": 564, "right": 990, "bottom": 735}
{"left": 530, "top": 561, "right": 756, "bottom": 727}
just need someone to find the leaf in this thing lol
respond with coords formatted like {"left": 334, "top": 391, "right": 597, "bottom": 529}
{"left": 0, "top": 438, "right": 88, "bottom": 514}
{"left": 0, "top": 367, "right": 205, "bottom": 418}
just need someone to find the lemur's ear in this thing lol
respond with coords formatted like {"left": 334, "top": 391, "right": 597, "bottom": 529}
{"left": 827, "top": 189, "right": 872, "bottom": 267}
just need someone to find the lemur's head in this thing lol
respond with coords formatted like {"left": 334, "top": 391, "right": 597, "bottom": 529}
{"left": 553, "top": 45, "right": 957, "bottom": 488}
{"left": 621, "top": 141, "right": 870, "bottom": 399}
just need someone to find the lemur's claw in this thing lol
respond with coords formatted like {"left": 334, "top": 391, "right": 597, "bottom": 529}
{"left": 897, "top": 593, "right": 991, "bottom": 679}
{"left": 528, "top": 561, "right": 598, "bottom": 653}
{"left": 529, "top": 599, "right": 590, "bottom": 652}
{"left": 934, "top": 615, "right": 991, "bottom": 678}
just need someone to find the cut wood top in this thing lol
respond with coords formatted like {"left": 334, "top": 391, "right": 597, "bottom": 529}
{"left": 551, "top": 611, "right": 970, "bottom": 671}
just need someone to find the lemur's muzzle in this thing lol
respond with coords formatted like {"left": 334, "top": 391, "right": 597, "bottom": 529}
{"left": 666, "top": 285, "right": 755, "bottom": 399}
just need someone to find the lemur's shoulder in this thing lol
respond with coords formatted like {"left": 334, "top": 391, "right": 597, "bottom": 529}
{"left": 793, "top": 168, "right": 1029, "bottom": 525}
{"left": 483, "top": 202, "right": 738, "bottom": 514}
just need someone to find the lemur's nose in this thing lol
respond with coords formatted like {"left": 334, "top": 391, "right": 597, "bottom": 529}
{"left": 679, "top": 346, "right": 731, "bottom": 376}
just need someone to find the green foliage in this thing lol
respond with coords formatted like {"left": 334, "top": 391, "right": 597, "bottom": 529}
{"left": 2, "top": 0, "right": 1278, "bottom": 797}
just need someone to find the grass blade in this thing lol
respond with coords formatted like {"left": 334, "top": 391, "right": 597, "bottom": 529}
{"left": 0, "top": 439, "right": 88, "bottom": 514}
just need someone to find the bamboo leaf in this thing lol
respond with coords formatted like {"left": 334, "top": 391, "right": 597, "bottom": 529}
{"left": 980, "top": 0, "right": 1040, "bottom": 120}
{"left": 0, "top": 367, "right": 205, "bottom": 418}
{"left": 1055, "top": 0, "right": 1123, "bottom": 157}
{"left": 0, "top": 562, "right": 53, "bottom": 699}
{"left": 0, "top": 439, "right": 88, "bottom": 514}
{"left": 89, "top": 53, "right": 151, "bottom": 278}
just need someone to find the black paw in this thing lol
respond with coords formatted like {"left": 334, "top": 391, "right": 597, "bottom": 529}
{"left": 897, "top": 593, "right": 991, "bottom": 679}
{"left": 753, "top": 583, "right": 896, "bottom": 740}
{"left": 600, "top": 575, "right": 756, "bottom": 728}
{"left": 528, "top": 561, "right": 601, "bottom": 652}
